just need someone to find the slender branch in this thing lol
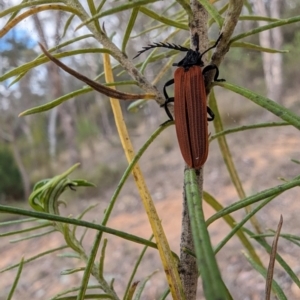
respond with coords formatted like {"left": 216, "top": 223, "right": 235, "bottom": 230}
{"left": 63, "top": 0, "right": 165, "bottom": 105}
{"left": 211, "top": 0, "right": 244, "bottom": 66}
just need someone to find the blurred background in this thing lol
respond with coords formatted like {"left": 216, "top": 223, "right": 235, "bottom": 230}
{"left": 1, "top": 0, "right": 300, "bottom": 299}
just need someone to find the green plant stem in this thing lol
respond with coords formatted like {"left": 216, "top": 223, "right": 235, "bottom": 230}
{"left": 0, "top": 205, "right": 158, "bottom": 249}
{"left": 210, "top": 122, "right": 289, "bottom": 141}
{"left": 207, "top": 176, "right": 300, "bottom": 225}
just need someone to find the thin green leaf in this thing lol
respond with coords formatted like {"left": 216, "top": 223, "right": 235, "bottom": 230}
{"left": 175, "top": 0, "right": 192, "bottom": 17}
{"left": 0, "top": 223, "right": 51, "bottom": 237}
{"left": 76, "top": 0, "right": 159, "bottom": 30}
{"left": 62, "top": 223, "right": 83, "bottom": 254}
{"left": 0, "top": 245, "right": 68, "bottom": 273}
{"left": 87, "top": 0, "right": 102, "bottom": 33}
{"left": 73, "top": 204, "right": 98, "bottom": 237}
{"left": 19, "top": 86, "right": 93, "bottom": 116}
{"left": 78, "top": 235, "right": 114, "bottom": 299}
{"left": 250, "top": 232, "right": 300, "bottom": 241}
{"left": 131, "top": 23, "right": 165, "bottom": 38}
{"left": 19, "top": 78, "right": 135, "bottom": 116}
{"left": 0, "top": 204, "right": 158, "bottom": 250}
{"left": 159, "top": 289, "right": 170, "bottom": 300}
{"left": 231, "top": 15, "right": 300, "bottom": 43}
{"left": 204, "top": 191, "right": 263, "bottom": 266}
{"left": 54, "top": 294, "right": 114, "bottom": 299}
{"left": 210, "top": 122, "right": 289, "bottom": 141}
{"left": 109, "top": 278, "right": 115, "bottom": 290}
{"left": 96, "top": 0, "right": 107, "bottom": 13}
{"left": 198, "top": 0, "right": 224, "bottom": 27}
{"left": 244, "top": 1, "right": 253, "bottom": 13}
{"left": 231, "top": 41, "right": 288, "bottom": 53}
{"left": 215, "top": 82, "right": 300, "bottom": 130}
{"left": 208, "top": 2, "right": 228, "bottom": 27}
{"left": 7, "top": 258, "right": 24, "bottom": 300}
{"left": 0, "top": 0, "right": 64, "bottom": 18}
{"left": 280, "top": 236, "right": 300, "bottom": 247}
{"left": 50, "top": 285, "right": 102, "bottom": 300}
{"left": 140, "top": 1, "right": 178, "bottom": 29}
{"left": 62, "top": 14, "right": 76, "bottom": 38}
{"left": 243, "top": 251, "right": 287, "bottom": 300}
{"left": 206, "top": 176, "right": 300, "bottom": 225}
{"left": 139, "top": 7, "right": 188, "bottom": 30}
{"left": 0, "top": 4, "right": 82, "bottom": 38}
{"left": 239, "top": 15, "right": 279, "bottom": 22}
{"left": 98, "top": 239, "right": 108, "bottom": 279}
{"left": 127, "top": 99, "right": 147, "bottom": 113}
{"left": 106, "top": 80, "right": 138, "bottom": 86}
{"left": 1, "top": 48, "right": 110, "bottom": 82}
{"left": 10, "top": 229, "right": 56, "bottom": 243}
{"left": 0, "top": 218, "right": 36, "bottom": 226}
{"left": 280, "top": 233, "right": 300, "bottom": 242}
{"left": 6, "top": 0, "right": 28, "bottom": 23}
{"left": 185, "top": 169, "right": 228, "bottom": 299}
{"left": 79, "top": 224, "right": 90, "bottom": 244}
{"left": 122, "top": 7, "right": 140, "bottom": 53}
{"left": 57, "top": 252, "right": 81, "bottom": 259}
{"left": 61, "top": 267, "right": 85, "bottom": 275}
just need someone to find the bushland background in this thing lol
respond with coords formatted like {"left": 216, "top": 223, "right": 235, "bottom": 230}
{"left": 1, "top": 1, "right": 300, "bottom": 299}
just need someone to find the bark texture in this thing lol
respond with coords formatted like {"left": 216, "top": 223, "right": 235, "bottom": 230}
{"left": 252, "top": 0, "right": 283, "bottom": 103}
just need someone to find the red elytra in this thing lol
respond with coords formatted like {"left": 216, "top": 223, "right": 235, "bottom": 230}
{"left": 174, "top": 66, "right": 208, "bottom": 169}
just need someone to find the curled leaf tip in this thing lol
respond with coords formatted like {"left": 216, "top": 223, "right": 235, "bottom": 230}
{"left": 74, "top": 23, "right": 83, "bottom": 32}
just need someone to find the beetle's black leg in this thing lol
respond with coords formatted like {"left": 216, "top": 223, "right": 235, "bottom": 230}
{"left": 164, "top": 97, "right": 174, "bottom": 120}
{"left": 202, "top": 64, "right": 225, "bottom": 82}
{"left": 163, "top": 78, "right": 175, "bottom": 99}
{"left": 161, "top": 79, "right": 175, "bottom": 120}
{"left": 207, "top": 106, "right": 215, "bottom": 121}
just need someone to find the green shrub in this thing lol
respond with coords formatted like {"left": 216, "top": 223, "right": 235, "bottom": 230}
{"left": 0, "top": 145, "right": 23, "bottom": 200}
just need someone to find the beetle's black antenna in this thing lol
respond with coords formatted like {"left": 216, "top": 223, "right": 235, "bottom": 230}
{"left": 133, "top": 42, "right": 189, "bottom": 59}
{"left": 199, "top": 33, "right": 223, "bottom": 59}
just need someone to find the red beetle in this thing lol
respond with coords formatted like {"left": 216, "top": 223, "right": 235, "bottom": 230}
{"left": 135, "top": 34, "right": 224, "bottom": 168}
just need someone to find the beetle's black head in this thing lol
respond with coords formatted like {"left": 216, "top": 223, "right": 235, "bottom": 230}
{"left": 173, "top": 33, "right": 203, "bottom": 69}
{"left": 172, "top": 33, "right": 223, "bottom": 70}
{"left": 172, "top": 49, "right": 204, "bottom": 69}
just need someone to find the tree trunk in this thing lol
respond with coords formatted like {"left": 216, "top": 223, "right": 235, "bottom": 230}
{"left": 252, "top": 0, "right": 283, "bottom": 103}
{"left": 32, "top": 13, "right": 81, "bottom": 164}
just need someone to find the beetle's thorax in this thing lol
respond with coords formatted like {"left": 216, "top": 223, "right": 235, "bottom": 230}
{"left": 173, "top": 49, "right": 204, "bottom": 71}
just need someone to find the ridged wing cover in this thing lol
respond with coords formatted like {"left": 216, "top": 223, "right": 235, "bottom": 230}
{"left": 174, "top": 66, "right": 208, "bottom": 169}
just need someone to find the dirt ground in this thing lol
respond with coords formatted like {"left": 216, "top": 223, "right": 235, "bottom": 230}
{"left": 1, "top": 110, "right": 300, "bottom": 300}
